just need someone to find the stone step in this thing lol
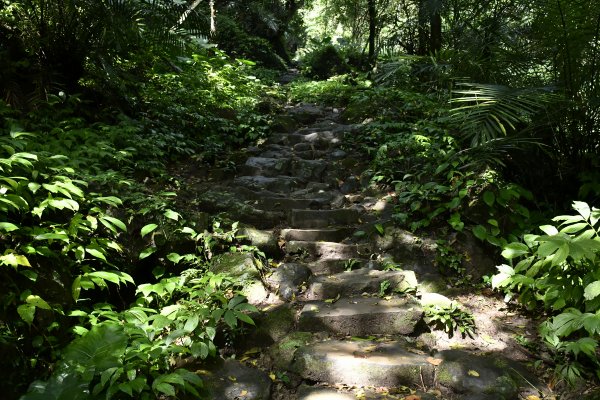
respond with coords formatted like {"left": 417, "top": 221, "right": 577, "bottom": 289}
{"left": 268, "top": 131, "right": 343, "bottom": 150}
{"left": 298, "top": 297, "right": 423, "bottom": 336}
{"left": 280, "top": 228, "right": 355, "bottom": 242}
{"left": 304, "top": 269, "right": 418, "bottom": 300}
{"left": 307, "top": 259, "right": 381, "bottom": 275}
{"left": 285, "top": 241, "right": 370, "bottom": 261}
{"left": 289, "top": 339, "right": 434, "bottom": 388}
{"left": 233, "top": 175, "right": 305, "bottom": 193}
{"left": 252, "top": 197, "right": 327, "bottom": 211}
{"left": 240, "top": 157, "right": 291, "bottom": 177}
{"left": 290, "top": 208, "right": 361, "bottom": 228}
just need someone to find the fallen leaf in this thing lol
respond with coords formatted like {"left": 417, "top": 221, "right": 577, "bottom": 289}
{"left": 240, "top": 390, "right": 248, "bottom": 396}
{"left": 363, "top": 344, "right": 378, "bottom": 353}
{"left": 404, "top": 395, "right": 421, "bottom": 400}
{"left": 526, "top": 396, "right": 541, "bottom": 400}
{"left": 228, "top": 375, "right": 237, "bottom": 382}
{"left": 426, "top": 357, "right": 443, "bottom": 366}
{"left": 324, "top": 293, "right": 341, "bottom": 303}
{"left": 468, "top": 370, "right": 480, "bottom": 377}
{"left": 269, "top": 372, "right": 276, "bottom": 381}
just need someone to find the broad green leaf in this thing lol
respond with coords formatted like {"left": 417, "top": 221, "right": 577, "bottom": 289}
{"left": 140, "top": 224, "right": 158, "bottom": 238}
{"left": 472, "top": 225, "right": 487, "bottom": 240}
{"left": 17, "top": 304, "right": 35, "bottom": 324}
{"left": 26, "top": 295, "right": 51, "bottom": 310}
{"left": 501, "top": 243, "right": 529, "bottom": 259}
{"left": 483, "top": 191, "right": 495, "bottom": 207}
{"left": 539, "top": 225, "right": 558, "bottom": 235}
{"left": 0, "top": 253, "right": 31, "bottom": 267}
{"left": 184, "top": 314, "right": 199, "bottom": 333}
{"left": 551, "top": 243, "right": 570, "bottom": 266}
{"left": 0, "top": 222, "right": 19, "bottom": 232}
{"left": 573, "top": 201, "right": 591, "bottom": 220}
{"left": 153, "top": 382, "right": 175, "bottom": 397}
{"left": 63, "top": 324, "right": 127, "bottom": 370}
{"left": 100, "top": 216, "right": 127, "bottom": 232}
{"left": 374, "top": 223, "right": 385, "bottom": 235}
{"left": 86, "top": 247, "right": 107, "bottom": 262}
{"left": 139, "top": 247, "right": 157, "bottom": 260}
{"left": 560, "top": 223, "right": 589, "bottom": 234}
{"left": 167, "top": 253, "right": 183, "bottom": 263}
{"left": 164, "top": 209, "right": 180, "bottom": 221}
{"left": 584, "top": 281, "right": 600, "bottom": 301}
{"left": 224, "top": 310, "right": 237, "bottom": 328}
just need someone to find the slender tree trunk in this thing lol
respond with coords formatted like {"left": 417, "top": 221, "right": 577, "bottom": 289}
{"left": 430, "top": 6, "right": 442, "bottom": 54}
{"left": 368, "top": 0, "right": 377, "bottom": 65}
{"left": 417, "top": 0, "right": 428, "bottom": 55}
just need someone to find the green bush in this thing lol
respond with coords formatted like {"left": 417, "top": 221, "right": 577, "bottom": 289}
{"left": 492, "top": 201, "right": 600, "bottom": 383}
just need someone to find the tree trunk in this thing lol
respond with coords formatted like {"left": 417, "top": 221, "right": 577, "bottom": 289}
{"left": 417, "top": 0, "right": 429, "bottom": 55}
{"left": 368, "top": 0, "right": 377, "bottom": 65}
{"left": 430, "top": 7, "right": 442, "bottom": 54}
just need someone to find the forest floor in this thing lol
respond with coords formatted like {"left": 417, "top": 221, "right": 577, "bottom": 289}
{"left": 166, "top": 100, "right": 585, "bottom": 400}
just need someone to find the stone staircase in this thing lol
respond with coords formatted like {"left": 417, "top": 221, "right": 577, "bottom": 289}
{"left": 190, "top": 103, "right": 543, "bottom": 400}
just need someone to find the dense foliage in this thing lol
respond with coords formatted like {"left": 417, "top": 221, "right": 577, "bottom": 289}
{"left": 1, "top": 0, "right": 600, "bottom": 397}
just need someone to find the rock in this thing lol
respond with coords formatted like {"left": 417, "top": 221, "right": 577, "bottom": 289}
{"left": 266, "top": 263, "right": 312, "bottom": 300}
{"left": 200, "top": 359, "right": 271, "bottom": 400}
{"left": 304, "top": 269, "right": 418, "bottom": 300}
{"left": 307, "top": 259, "right": 381, "bottom": 275}
{"left": 436, "top": 350, "right": 521, "bottom": 399}
{"left": 296, "top": 385, "right": 355, "bottom": 400}
{"left": 285, "top": 241, "right": 370, "bottom": 261}
{"left": 451, "top": 231, "right": 497, "bottom": 281}
{"left": 291, "top": 159, "right": 328, "bottom": 180}
{"left": 420, "top": 292, "right": 453, "bottom": 308}
{"left": 268, "top": 331, "right": 315, "bottom": 370}
{"left": 210, "top": 253, "right": 262, "bottom": 282}
{"left": 272, "top": 114, "right": 298, "bottom": 133}
{"left": 289, "top": 339, "right": 435, "bottom": 387}
{"left": 255, "top": 304, "right": 296, "bottom": 342}
{"left": 290, "top": 208, "right": 360, "bottom": 228}
{"left": 340, "top": 176, "right": 360, "bottom": 194}
{"left": 239, "top": 226, "right": 281, "bottom": 257}
{"left": 242, "top": 280, "right": 272, "bottom": 306}
{"left": 374, "top": 226, "right": 438, "bottom": 275}
{"left": 298, "top": 297, "right": 423, "bottom": 335}
{"left": 280, "top": 228, "right": 354, "bottom": 242}
{"left": 287, "top": 103, "right": 327, "bottom": 124}
{"left": 234, "top": 176, "right": 304, "bottom": 193}
{"left": 242, "top": 157, "right": 291, "bottom": 177}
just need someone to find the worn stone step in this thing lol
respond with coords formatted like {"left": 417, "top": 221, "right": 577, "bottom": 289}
{"left": 281, "top": 228, "right": 354, "bottom": 242}
{"left": 241, "top": 157, "right": 291, "bottom": 177}
{"left": 252, "top": 197, "right": 327, "bottom": 211}
{"left": 298, "top": 297, "right": 423, "bottom": 336}
{"left": 304, "top": 269, "right": 418, "bottom": 300}
{"left": 307, "top": 259, "right": 381, "bottom": 275}
{"left": 233, "top": 175, "right": 305, "bottom": 193}
{"left": 285, "top": 241, "right": 370, "bottom": 261}
{"left": 289, "top": 339, "right": 434, "bottom": 387}
{"left": 290, "top": 208, "right": 361, "bottom": 228}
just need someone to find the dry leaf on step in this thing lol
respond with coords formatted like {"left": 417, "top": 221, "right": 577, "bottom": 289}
{"left": 468, "top": 370, "right": 480, "bottom": 377}
{"left": 404, "top": 395, "right": 421, "bottom": 400}
{"left": 426, "top": 356, "right": 443, "bottom": 366}
{"left": 526, "top": 396, "right": 541, "bottom": 400}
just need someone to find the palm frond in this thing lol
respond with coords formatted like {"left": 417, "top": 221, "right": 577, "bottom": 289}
{"left": 450, "top": 83, "right": 555, "bottom": 146}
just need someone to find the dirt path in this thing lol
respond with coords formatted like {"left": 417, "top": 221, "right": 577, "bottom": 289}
{"left": 180, "top": 103, "right": 552, "bottom": 400}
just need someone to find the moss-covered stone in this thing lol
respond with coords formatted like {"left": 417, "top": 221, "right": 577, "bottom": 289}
{"left": 209, "top": 252, "right": 261, "bottom": 282}
{"left": 269, "top": 331, "right": 314, "bottom": 370}
{"left": 256, "top": 305, "right": 296, "bottom": 342}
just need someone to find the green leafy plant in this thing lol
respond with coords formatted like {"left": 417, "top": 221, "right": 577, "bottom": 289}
{"left": 424, "top": 303, "right": 476, "bottom": 338}
{"left": 492, "top": 201, "right": 600, "bottom": 383}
